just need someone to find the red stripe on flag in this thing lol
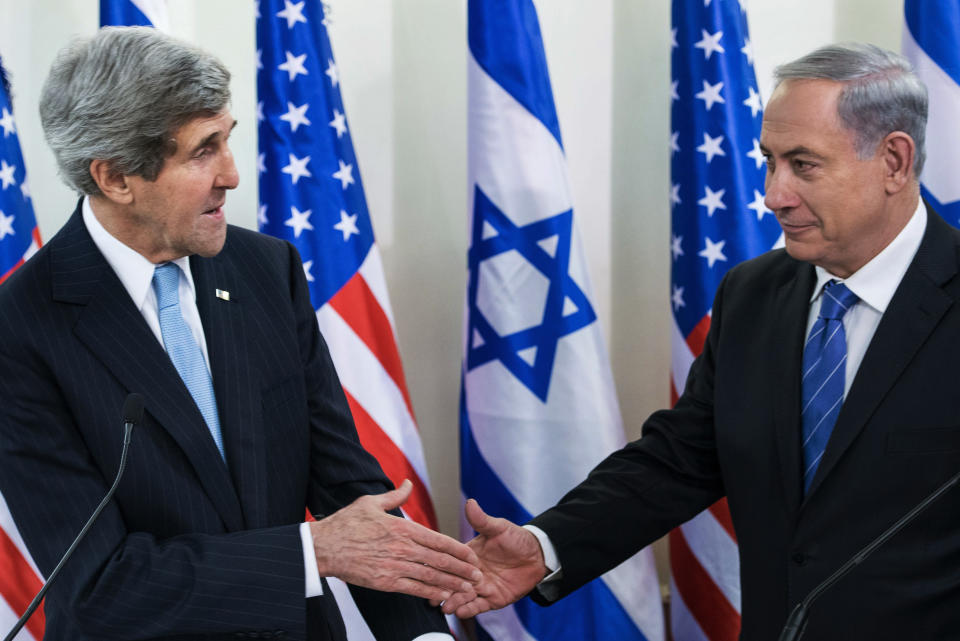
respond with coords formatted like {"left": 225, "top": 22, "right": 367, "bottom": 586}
{"left": 329, "top": 274, "right": 416, "bottom": 420}
{"left": 343, "top": 390, "right": 438, "bottom": 530}
{"left": 0, "top": 228, "right": 43, "bottom": 285}
{"left": 686, "top": 314, "right": 711, "bottom": 357}
{"left": 0, "top": 526, "right": 45, "bottom": 639}
{"left": 708, "top": 498, "right": 737, "bottom": 542}
{"left": 670, "top": 528, "right": 739, "bottom": 641}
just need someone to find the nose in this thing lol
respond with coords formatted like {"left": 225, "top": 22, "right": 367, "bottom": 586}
{"left": 216, "top": 147, "right": 240, "bottom": 190}
{"left": 763, "top": 166, "right": 798, "bottom": 212}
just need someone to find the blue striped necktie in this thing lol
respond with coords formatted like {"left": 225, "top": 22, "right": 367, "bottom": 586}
{"left": 152, "top": 263, "right": 226, "bottom": 462}
{"left": 801, "top": 280, "right": 858, "bottom": 494}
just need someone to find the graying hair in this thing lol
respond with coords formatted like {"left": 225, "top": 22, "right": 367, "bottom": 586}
{"left": 774, "top": 43, "right": 928, "bottom": 175}
{"left": 39, "top": 26, "right": 231, "bottom": 195}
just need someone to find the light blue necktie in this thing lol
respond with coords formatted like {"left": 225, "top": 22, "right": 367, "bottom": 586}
{"left": 152, "top": 263, "right": 225, "bottom": 462}
{"left": 801, "top": 280, "right": 858, "bottom": 494}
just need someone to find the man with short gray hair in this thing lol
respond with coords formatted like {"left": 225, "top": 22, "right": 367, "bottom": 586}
{"left": 0, "top": 27, "right": 476, "bottom": 641}
{"left": 442, "top": 42, "right": 960, "bottom": 640}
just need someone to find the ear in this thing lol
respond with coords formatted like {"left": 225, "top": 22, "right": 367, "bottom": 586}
{"left": 89, "top": 159, "right": 134, "bottom": 204}
{"left": 880, "top": 131, "right": 915, "bottom": 195}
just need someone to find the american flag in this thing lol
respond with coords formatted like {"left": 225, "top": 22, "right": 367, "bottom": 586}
{"left": 257, "top": 1, "right": 441, "bottom": 636}
{"left": 668, "top": 2, "right": 781, "bottom": 640}
{"left": 903, "top": 0, "right": 960, "bottom": 227}
{"left": 99, "top": 0, "right": 169, "bottom": 30}
{"left": 0, "top": 55, "right": 44, "bottom": 641}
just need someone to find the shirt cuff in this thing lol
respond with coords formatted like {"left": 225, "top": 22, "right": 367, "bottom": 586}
{"left": 300, "top": 522, "right": 324, "bottom": 597}
{"left": 411, "top": 635, "right": 454, "bottom": 641}
{"left": 522, "top": 524, "right": 562, "bottom": 581}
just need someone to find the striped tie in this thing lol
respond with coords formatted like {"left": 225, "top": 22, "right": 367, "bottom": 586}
{"left": 152, "top": 263, "right": 226, "bottom": 462}
{"left": 801, "top": 280, "right": 858, "bottom": 493}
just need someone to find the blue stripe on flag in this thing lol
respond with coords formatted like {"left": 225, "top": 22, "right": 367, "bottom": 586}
{"left": 467, "top": 0, "right": 563, "bottom": 149}
{"left": 459, "top": 381, "right": 650, "bottom": 641}
{"left": 921, "top": 185, "right": 960, "bottom": 227}
{"left": 905, "top": 0, "right": 960, "bottom": 86}
{"left": 100, "top": 0, "right": 153, "bottom": 27}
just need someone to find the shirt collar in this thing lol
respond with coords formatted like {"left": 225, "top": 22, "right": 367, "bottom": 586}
{"left": 809, "top": 198, "right": 926, "bottom": 313}
{"left": 83, "top": 196, "right": 196, "bottom": 310}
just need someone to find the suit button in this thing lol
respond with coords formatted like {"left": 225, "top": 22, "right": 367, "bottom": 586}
{"left": 791, "top": 552, "right": 807, "bottom": 566}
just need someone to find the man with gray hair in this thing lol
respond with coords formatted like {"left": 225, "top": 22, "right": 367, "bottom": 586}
{"left": 0, "top": 27, "right": 477, "bottom": 641}
{"left": 441, "top": 43, "right": 960, "bottom": 640}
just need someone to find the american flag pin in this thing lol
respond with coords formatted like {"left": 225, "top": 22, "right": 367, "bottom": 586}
{"left": 215, "top": 289, "right": 231, "bottom": 301}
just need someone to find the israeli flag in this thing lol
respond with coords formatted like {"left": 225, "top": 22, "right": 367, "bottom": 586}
{"left": 461, "top": 1, "right": 664, "bottom": 640}
{"left": 903, "top": 0, "right": 960, "bottom": 225}
{"left": 100, "top": 0, "right": 169, "bottom": 30}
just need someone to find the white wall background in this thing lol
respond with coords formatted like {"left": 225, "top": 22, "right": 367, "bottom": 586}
{"left": 0, "top": 0, "right": 903, "bottom": 584}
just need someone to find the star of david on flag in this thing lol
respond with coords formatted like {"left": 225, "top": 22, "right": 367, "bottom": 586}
{"left": 257, "top": 2, "right": 447, "bottom": 638}
{"left": 466, "top": 186, "right": 595, "bottom": 402}
{"left": 903, "top": 0, "right": 960, "bottom": 227}
{"left": 462, "top": 2, "right": 665, "bottom": 641}
{"left": 668, "top": 2, "right": 781, "bottom": 641}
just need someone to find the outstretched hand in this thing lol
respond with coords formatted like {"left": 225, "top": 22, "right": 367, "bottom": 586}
{"left": 439, "top": 499, "right": 549, "bottom": 618}
{"left": 310, "top": 480, "right": 482, "bottom": 603}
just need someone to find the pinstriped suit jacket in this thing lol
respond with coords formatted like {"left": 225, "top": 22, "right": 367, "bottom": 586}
{"left": 0, "top": 204, "right": 446, "bottom": 640}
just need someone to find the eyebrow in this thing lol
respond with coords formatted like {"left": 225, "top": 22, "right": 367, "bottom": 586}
{"left": 190, "top": 120, "right": 238, "bottom": 154}
{"left": 759, "top": 143, "right": 826, "bottom": 161}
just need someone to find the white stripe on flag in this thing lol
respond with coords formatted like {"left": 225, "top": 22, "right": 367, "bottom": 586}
{"left": 679, "top": 510, "right": 741, "bottom": 612}
{"left": 600, "top": 549, "right": 666, "bottom": 640}
{"left": 668, "top": 576, "right": 711, "bottom": 641}
{"left": 356, "top": 246, "right": 397, "bottom": 332}
{"left": 671, "top": 314, "right": 695, "bottom": 394}
{"left": 903, "top": 26, "right": 960, "bottom": 205}
{"left": 476, "top": 605, "right": 538, "bottom": 641}
{"left": 0, "top": 492, "right": 41, "bottom": 579}
{"left": 316, "top": 304, "right": 431, "bottom": 487}
{"left": 0, "top": 597, "right": 38, "bottom": 641}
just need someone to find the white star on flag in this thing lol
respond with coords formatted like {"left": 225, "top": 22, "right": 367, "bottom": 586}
{"left": 670, "top": 183, "right": 682, "bottom": 207}
{"left": 334, "top": 210, "right": 360, "bottom": 241}
{"left": 256, "top": 49, "right": 263, "bottom": 71}
{"left": 257, "top": 101, "right": 265, "bottom": 122}
{"left": 670, "top": 79, "right": 679, "bottom": 101}
{"left": 670, "top": 131, "right": 680, "bottom": 154}
{"left": 325, "top": 59, "right": 339, "bottom": 87}
{"left": 282, "top": 153, "right": 312, "bottom": 184}
{"left": 697, "top": 132, "right": 726, "bottom": 163}
{"left": 698, "top": 185, "right": 727, "bottom": 217}
{"left": 280, "top": 101, "right": 311, "bottom": 132}
{"left": 694, "top": 29, "right": 725, "bottom": 60}
{"left": 0, "top": 210, "right": 13, "bottom": 239}
{"left": 329, "top": 109, "right": 347, "bottom": 138}
{"left": 258, "top": 203, "right": 268, "bottom": 226}
{"left": 747, "top": 189, "right": 772, "bottom": 220}
{"left": 743, "top": 87, "right": 762, "bottom": 118}
{"left": 0, "top": 108, "right": 14, "bottom": 137}
{"left": 20, "top": 180, "right": 29, "bottom": 200}
{"left": 0, "top": 160, "right": 16, "bottom": 189}
{"left": 284, "top": 206, "right": 314, "bottom": 238}
{"left": 671, "top": 234, "right": 684, "bottom": 260}
{"left": 302, "top": 259, "right": 315, "bottom": 282}
{"left": 254, "top": 0, "right": 260, "bottom": 18}
{"left": 741, "top": 38, "right": 754, "bottom": 65}
{"left": 747, "top": 138, "right": 765, "bottom": 170}
{"left": 277, "top": 0, "right": 307, "bottom": 29}
{"left": 671, "top": 27, "right": 678, "bottom": 48}
{"left": 279, "top": 51, "right": 308, "bottom": 82}
{"left": 332, "top": 159, "right": 354, "bottom": 189}
{"left": 698, "top": 236, "right": 728, "bottom": 268}
{"left": 672, "top": 285, "right": 685, "bottom": 310}
{"left": 258, "top": 153, "right": 267, "bottom": 174}
{"left": 695, "top": 79, "right": 725, "bottom": 110}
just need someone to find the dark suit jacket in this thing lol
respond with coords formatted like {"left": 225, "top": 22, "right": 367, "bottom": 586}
{"left": 0, "top": 204, "right": 446, "bottom": 640}
{"left": 530, "top": 204, "right": 960, "bottom": 641}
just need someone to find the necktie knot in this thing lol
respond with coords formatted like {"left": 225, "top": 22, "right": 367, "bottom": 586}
{"left": 818, "top": 280, "right": 858, "bottom": 321}
{"left": 152, "top": 263, "right": 181, "bottom": 310}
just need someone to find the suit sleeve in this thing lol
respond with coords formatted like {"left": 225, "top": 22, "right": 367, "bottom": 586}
{"left": 283, "top": 241, "right": 450, "bottom": 638}
{"left": 527, "top": 271, "right": 733, "bottom": 603}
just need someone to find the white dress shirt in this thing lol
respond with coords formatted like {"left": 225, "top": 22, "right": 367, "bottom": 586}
{"left": 529, "top": 198, "right": 927, "bottom": 594}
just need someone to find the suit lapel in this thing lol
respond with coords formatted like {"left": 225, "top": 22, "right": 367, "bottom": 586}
{"left": 772, "top": 261, "right": 816, "bottom": 517}
{"left": 53, "top": 208, "right": 244, "bottom": 531}
{"left": 192, "top": 249, "right": 269, "bottom": 530}
{"left": 805, "top": 205, "right": 957, "bottom": 500}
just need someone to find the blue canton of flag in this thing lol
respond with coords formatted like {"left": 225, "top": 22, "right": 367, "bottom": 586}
{"left": 0, "top": 57, "right": 41, "bottom": 285}
{"left": 257, "top": 0, "right": 373, "bottom": 311}
{"left": 100, "top": 0, "right": 168, "bottom": 30}
{"left": 903, "top": 0, "right": 960, "bottom": 226}
{"left": 462, "top": 2, "right": 665, "bottom": 641}
{"left": 668, "top": 2, "right": 779, "bottom": 640}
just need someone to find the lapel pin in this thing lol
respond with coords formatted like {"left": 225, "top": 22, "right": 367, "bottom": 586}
{"left": 215, "top": 289, "right": 231, "bottom": 301}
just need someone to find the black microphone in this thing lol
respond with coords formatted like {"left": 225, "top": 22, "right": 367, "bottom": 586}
{"left": 778, "top": 467, "right": 960, "bottom": 641}
{"left": 3, "top": 393, "right": 144, "bottom": 641}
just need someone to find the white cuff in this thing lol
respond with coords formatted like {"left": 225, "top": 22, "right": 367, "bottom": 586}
{"left": 299, "top": 522, "right": 324, "bottom": 597}
{"left": 411, "top": 635, "right": 454, "bottom": 640}
{"left": 522, "top": 524, "right": 562, "bottom": 582}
